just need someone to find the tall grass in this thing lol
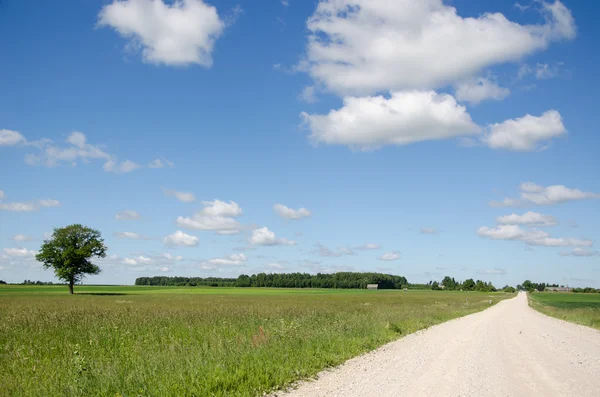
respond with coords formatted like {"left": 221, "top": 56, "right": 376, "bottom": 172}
{"left": 528, "top": 292, "right": 600, "bottom": 329}
{"left": 0, "top": 286, "right": 512, "bottom": 396}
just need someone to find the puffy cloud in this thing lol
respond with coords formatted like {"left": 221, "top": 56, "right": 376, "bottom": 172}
{"left": 559, "top": 248, "right": 599, "bottom": 257}
{"left": 38, "top": 199, "right": 60, "bottom": 208}
{"left": 3, "top": 248, "right": 37, "bottom": 257}
{"left": 98, "top": 0, "right": 225, "bottom": 67}
{"left": 0, "top": 129, "right": 26, "bottom": 146}
{"left": 491, "top": 182, "right": 600, "bottom": 207}
{"left": 303, "top": 0, "right": 575, "bottom": 96}
{"left": 0, "top": 192, "right": 60, "bottom": 212}
{"left": 302, "top": 91, "right": 479, "bottom": 150}
{"left": 477, "top": 225, "right": 592, "bottom": 247}
{"left": 205, "top": 253, "right": 247, "bottom": 266}
{"left": 113, "top": 231, "right": 152, "bottom": 240}
{"left": 163, "top": 189, "right": 196, "bottom": 203}
{"left": 103, "top": 159, "right": 141, "bottom": 173}
{"left": 12, "top": 234, "right": 33, "bottom": 242}
{"left": 313, "top": 243, "right": 354, "bottom": 257}
{"left": 420, "top": 228, "right": 437, "bottom": 234}
{"left": 26, "top": 131, "right": 112, "bottom": 167}
{"left": 273, "top": 204, "right": 311, "bottom": 220}
{"left": 163, "top": 253, "right": 183, "bottom": 261}
{"left": 249, "top": 227, "right": 296, "bottom": 246}
{"left": 148, "top": 158, "right": 174, "bottom": 168}
{"left": 115, "top": 210, "right": 142, "bottom": 220}
{"left": 379, "top": 251, "right": 401, "bottom": 261}
{"left": 122, "top": 258, "right": 139, "bottom": 265}
{"left": 176, "top": 215, "right": 242, "bottom": 235}
{"left": 354, "top": 243, "right": 380, "bottom": 250}
{"left": 483, "top": 110, "right": 566, "bottom": 151}
{"left": 496, "top": 211, "right": 556, "bottom": 227}
{"left": 163, "top": 230, "right": 199, "bottom": 247}
{"left": 454, "top": 77, "right": 510, "bottom": 105}
{"left": 201, "top": 200, "right": 242, "bottom": 217}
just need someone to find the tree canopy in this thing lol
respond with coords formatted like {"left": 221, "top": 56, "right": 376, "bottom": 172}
{"left": 36, "top": 224, "right": 107, "bottom": 294}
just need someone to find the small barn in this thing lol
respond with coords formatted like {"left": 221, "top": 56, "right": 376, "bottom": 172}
{"left": 367, "top": 284, "right": 379, "bottom": 290}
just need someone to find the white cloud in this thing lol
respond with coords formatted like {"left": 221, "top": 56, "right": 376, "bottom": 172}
{"left": 454, "top": 77, "right": 510, "bottom": 105}
{"left": 205, "top": 253, "right": 247, "bottom": 266}
{"left": 3, "top": 248, "right": 37, "bottom": 257}
{"left": 163, "top": 253, "right": 183, "bottom": 261}
{"left": 299, "top": 86, "right": 318, "bottom": 103}
{"left": 98, "top": 0, "right": 225, "bottom": 67}
{"left": 480, "top": 268, "right": 507, "bottom": 275}
{"left": 496, "top": 211, "right": 557, "bottom": 227}
{"left": 122, "top": 258, "right": 139, "bottom": 266}
{"left": 303, "top": 0, "right": 575, "bottom": 96}
{"left": 0, "top": 190, "right": 4, "bottom": 199}
{"left": 38, "top": 199, "right": 60, "bottom": 208}
{"left": 477, "top": 224, "right": 592, "bottom": 247}
{"left": 176, "top": 215, "right": 242, "bottom": 234}
{"left": 266, "top": 262, "right": 285, "bottom": 270}
{"left": 148, "top": 158, "right": 175, "bottom": 168}
{"left": 281, "top": 0, "right": 289, "bottom": 6}
{"left": 483, "top": 110, "right": 566, "bottom": 151}
{"left": 158, "top": 266, "right": 170, "bottom": 272}
{"left": 536, "top": 62, "right": 560, "bottom": 79}
{"left": 249, "top": 227, "right": 296, "bottom": 246}
{"left": 0, "top": 192, "right": 60, "bottom": 212}
{"left": 420, "top": 228, "right": 437, "bottom": 234}
{"left": 354, "top": 243, "right": 380, "bottom": 250}
{"left": 313, "top": 243, "right": 355, "bottom": 257}
{"left": 113, "top": 231, "right": 151, "bottom": 240}
{"left": 163, "top": 230, "right": 199, "bottom": 247}
{"left": 302, "top": 91, "right": 479, "bottom": 150}
{"left": 559, "top": 248, "right": 599, "bottom": 257}
{"left": 164, "top": 189, "right": 196, "bottom": 203}
{"left": 201, "top": 200, "right": 242, "bottom": 217}
{"left": 26, "top": 131, "right": 112, "bottom": 167}
{"left": 0, "top": 129, "right": 26, "bottom": 146}
{"left": 379, "top": 251, "right": 400, "bottom": 261}
{"left": 492, "top": 182, "right": 600, "bottom": 207}
{"left": 12, "top": 234, "right": 33, "bottom": 242}
{"left": 115, "top": 210, "right": 142, "bottom": 220}
{"left": 518, "top": 64, "right": 533, "bottom": 79}
{"left": 273, "top": 204, "right": 311, "bottom": 220}
{"left": 103, "top": 159, "right": 141, "bottom": 173}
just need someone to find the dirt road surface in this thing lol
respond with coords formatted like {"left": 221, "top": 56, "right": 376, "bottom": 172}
{"left": 277, "top": 292, "right": 600, "bottom": 397}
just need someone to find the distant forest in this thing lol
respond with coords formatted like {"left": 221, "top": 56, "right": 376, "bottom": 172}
{"left": 135, "top": 272, "right": 409, "bottom": 289}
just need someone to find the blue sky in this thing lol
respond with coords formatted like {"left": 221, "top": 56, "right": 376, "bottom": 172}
{"left": 1, "top": 0, "right": 599, "bottom": 287}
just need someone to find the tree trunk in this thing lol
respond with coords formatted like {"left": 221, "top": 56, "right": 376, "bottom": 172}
{"left": 69, "top": 280, "right": 74, "bottom": 295}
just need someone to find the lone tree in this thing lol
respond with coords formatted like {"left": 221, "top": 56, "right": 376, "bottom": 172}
{"left": 36, "top": 224, "right": 107, "bottom": 294}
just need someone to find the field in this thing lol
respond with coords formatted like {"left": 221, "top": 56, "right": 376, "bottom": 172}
{"left": 528, "top": 292, "right": 600, "bottom": 329}
{"left": 0, "top": 285, "right": 513, "bottom": 397}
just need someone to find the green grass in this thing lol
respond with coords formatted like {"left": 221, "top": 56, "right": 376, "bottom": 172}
{"left": 528, "top": 292, "right": 600, "bottom": 329}
{"left": 0, "top": 285, "right": 513, "bottom": 397}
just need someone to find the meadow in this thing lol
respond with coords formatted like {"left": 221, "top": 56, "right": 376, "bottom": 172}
{"left": 0, "top": 285, "right": 513, "bottom": 397}
{"left": 528, "top": 292, "right": 600, "bottom": 329}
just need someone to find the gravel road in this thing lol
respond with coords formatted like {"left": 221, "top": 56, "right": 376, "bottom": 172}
{"left": 276, "top": 292, "right": 600, "bottom": 397}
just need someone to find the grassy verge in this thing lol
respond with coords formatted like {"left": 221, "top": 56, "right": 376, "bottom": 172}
{"left": 528, "top": 292, "right": 600, "bottom": 329}
{"left": 0, "top": 286, "right": 513, "bottom": 397}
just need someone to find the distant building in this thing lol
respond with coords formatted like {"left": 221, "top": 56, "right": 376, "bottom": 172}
{"left": 367, "top": 284, "right": 379, "bottom": 290}
{"left": 545, "top": 286, "right": 572, "bottom": 292}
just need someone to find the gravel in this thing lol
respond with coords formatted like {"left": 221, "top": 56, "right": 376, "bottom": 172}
{"left": 275, "top": 292, "right": 600, "bottom": 397}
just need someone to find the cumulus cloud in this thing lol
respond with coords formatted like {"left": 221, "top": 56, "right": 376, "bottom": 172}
{"left": 477, "top": 224, "right": 592, "bottom": 247}
{"left": 559, "top": 248, "right": 599, "bottom": 257}
{"left": 249, "top": 227, "right": 296, "bottom": 246}
{"left": 163, "top": 230, "right": 199, "bottom": 247}
{"left": 164, "top": 189, "right": 196, "bottom": 203}
{"left": 98, "top": 0, "right": 226, "bottom": 67}
{"left": 103, "top": 159, "right": 141, "bottom": 173}
{"left": 354, "top": 243, "right": 381, "bottom": 250}
{"left": 0, "top": 129, "right": 26, "bottom": 146}
{"left": 454, "top": 77, "right": 510, "bottom": 105}
{"left": 496, "top": 211, "right": 556, "bottom": 227}
{"left": 3, "top": 248, "right": 37, "bottom": 257}
{"left": 483, "top": 110, "right": 566, "bottom": 151}
{"left": 379, "top": 251, "right": 401, "bottom": 261}
{"left": 113, "top": 231, "right": 152, "bottom": 240}
{"left": 313, "top": 243, "right": 355, "bottom": 257}
{"left": 0, "top": 192, "right": 60, "bottom": 212}
{"left": 201, "top": 200, "right": 242, "bottom": 217}
{"left": 176, "top": 199, "right": 243, "bottom": 234}
{"left": 273, "top": 204, "right": 311, "bottom": 220}
{"left": 303, "top": 0, "right": 575, "bottom": 96}
{"left": 12, "top": 234, "right": 33, "bottom": 242}
{"left": 205, "top": 253, "right": 247, "bottom": 267}
{"left": 115, "top": 210, "right": 142, "bottom": 220}
{"left": 420, "top": 228, "right": 437, "bottom": 234}
{"left": 302, "top": 91, "right": 479, "bottom": 150}
{"left": 491, "top": 182, "right": 600, "bottom": 207}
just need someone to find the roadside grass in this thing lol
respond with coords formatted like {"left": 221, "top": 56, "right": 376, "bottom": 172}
{"left": 0, "top": 286, "right": 513, "bottom": 397}
{"left": 528, "top": 292, "right": 600, "bottom": 329}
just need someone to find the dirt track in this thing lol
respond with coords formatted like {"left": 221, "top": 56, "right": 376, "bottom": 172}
{"left": 277, "top": 292, "right": 600, "bottom": 397}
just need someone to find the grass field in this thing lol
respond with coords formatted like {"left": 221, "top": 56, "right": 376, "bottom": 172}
{"left": 0, "top": 285, "right": 513, "bottom": 397}
{"left": 528, "top": 292, "right": 600, "bottom": 329}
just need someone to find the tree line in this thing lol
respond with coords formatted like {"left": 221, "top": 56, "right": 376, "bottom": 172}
{"left": 136, "top": 272, "right": 409, "bottom": 289}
